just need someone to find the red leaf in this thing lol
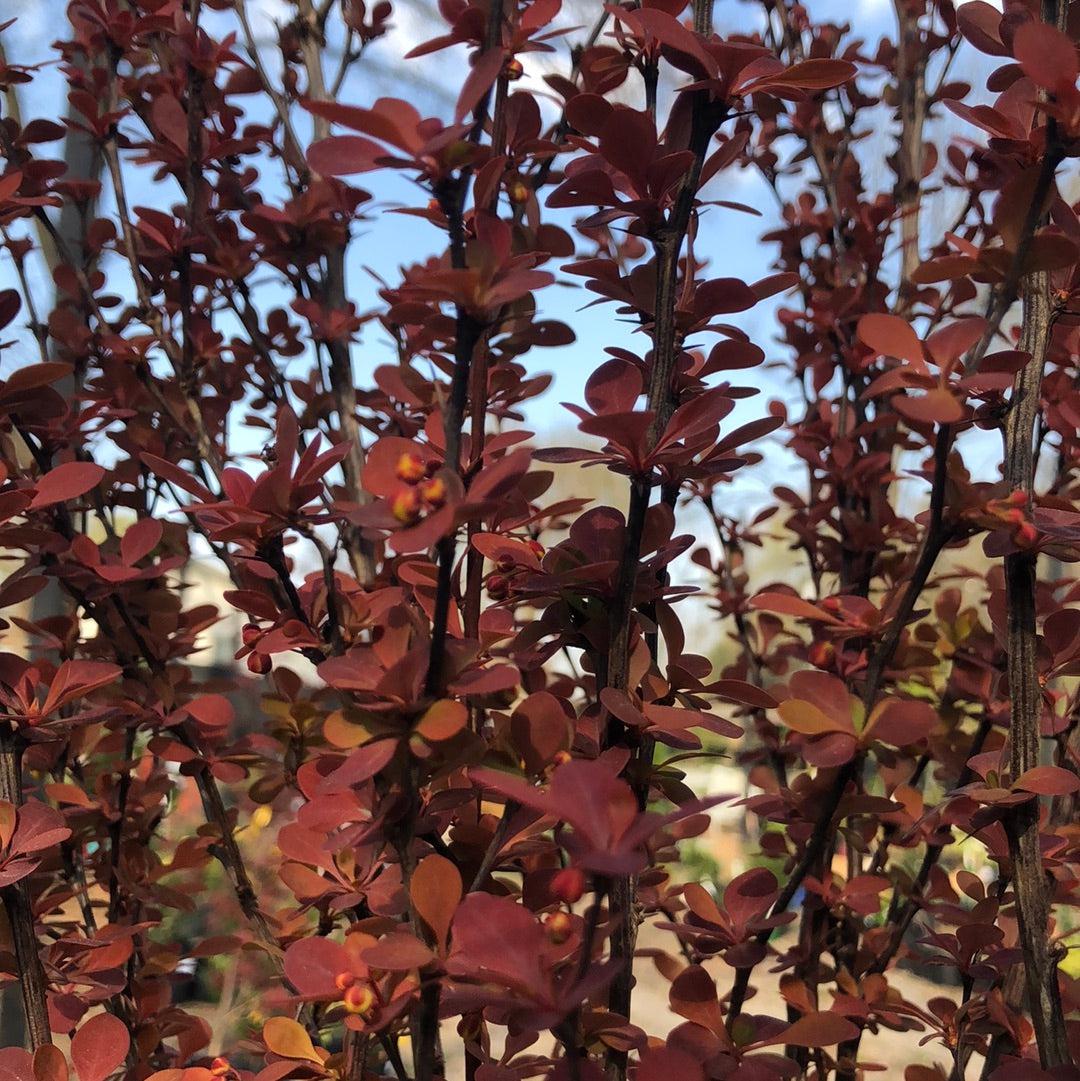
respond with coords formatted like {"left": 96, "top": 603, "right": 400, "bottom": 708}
{"left": 857, "top": 313, "right": 924, "bottom": 367}
{"left": 893, "top": 388, "right": 964, "bottom": 425}
{"left": 0, "top": 1049, "right": 32, "bottom": 1081}
{"left": 1013, "top": 20, "right": 1077, "bottom": 91}
{"left": 411, "top": 854, "right": 462, "bottom": 952}
{"left": 71, "top": 1013, "right": 130, "bottom": 1081}
{"left": 284, "top": 937, "right": 349, "bottom": 998}
{"left": 1012, "top": 766, "right": 1080, "bottom": 796}
{"left": 1, "top": 362, "right": 73, "bottom": 398}
{"left": 361, "top": 931, "right": 436, "bottom": 970}
{"left": 29, "top": 462, "right": 105, "bottom": 509}
{"left": 185, "top": 695, "right": 234, "bottom": 731}
{"left": 752, "top": 58, "right": 857, "bottom": 91}
{"left": 863, "top": 698, "right": 936, "bottom": 748}
{"left": 120, "top": 518, "right": 162, "bottom": 566}
{"left": 638, "top": 1048, "right": 704, "bottom": 1081}
{"left": 749, "top": 592, "right": 837, "bottom": 622}
{"left": 669, "top": 965, "right": 725, "bottom": 1037}
{"left": 456, "top": 50, "right": 505, "bottom": 123}
{"left": 0, "top": 290, "right": 20, "bottom": 332}
{"left": 769, "top": 1011, "right": 860, "bottom": 1047}
{"left": 308, "top": 135, "right": 386, "bottom": 176}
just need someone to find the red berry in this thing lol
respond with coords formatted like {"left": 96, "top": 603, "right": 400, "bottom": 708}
{"left": 551, "top": 867, "right": 585, "bottom": 904}
{"left": 247, "top": 652, "right": 272, "bottom": 675}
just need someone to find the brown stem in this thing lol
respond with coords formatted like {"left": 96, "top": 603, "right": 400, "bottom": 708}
{"left": 602, "top": 25, "right": 726, "bottom": 1078}
{"left": 1000, "top": 267, "right": 1070, "bottom": 1068}
{"left": 0, "top": 729, "right": 51, "bottom": 1050}
{"left": 187, "top": 735, "right": 287, "bottom": 976}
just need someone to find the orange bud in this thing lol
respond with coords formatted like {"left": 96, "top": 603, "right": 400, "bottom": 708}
{"left": 1015, "top": 522, "right": 1039, "bottom": 548}
{"left": 526, "top": 539, "right": 545, "bottom": 559}
{"left": 418, "top": 476, "right": 447, "bottom": 508}
{"left": 808, "top": 640, "right": 835, "bottom": 669}
{"left": 396, "top": 451, "right": 427, "bottom": 484}
{"left": 334, "top": 970, "right": 355, "bottom": 992}
{"left": 342, "top": 982, "right": 377, "bottom": 1017}
{"left": 1007, "top": 489, "right": 1029, "bottom": 507}
{"left": 210, "top": 1059, "right": 231, "bottom": 1078}
{"left": 552, "top": 750, "right": 572, "bottom": 768}
{"left": 504, "top": 58, "right": 524, "bottom": 80}
{"left": 507, "top": 179, "right": 530, "bottom": 205}
{"left": 545, "top": 911, "right": 573, "bottom": 944}
{"left": 391, "top": 486, "right": 422, "bottom": 524}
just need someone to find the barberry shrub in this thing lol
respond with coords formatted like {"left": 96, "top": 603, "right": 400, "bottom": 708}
{"left": 0, "top": 0, "right": 1078, "bottom": 1079}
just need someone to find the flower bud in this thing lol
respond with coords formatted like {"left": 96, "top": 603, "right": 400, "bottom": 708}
{"left": 396, "top": 451, "right": 427, "bottom": 484}
{"left": 342, "top": 982, "right": 377, "bottom": 1017}
{"left": 1015, "top": 522, "right": 1038, "bottom": 548}
{"left": 418, "top": 476, "right": 447, "bottom": 508}
{"left": 808, "top": 640, "right": 835, "bottom": 669}
{"left": 545, "top": 911, "right": 573, "bottom": 944}
{"left": 391, "top": 486, "right": 422, "bottom": 524}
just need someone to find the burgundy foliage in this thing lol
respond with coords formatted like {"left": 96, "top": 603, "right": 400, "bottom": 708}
{"left": 0, "top": 1, "right": 1078, "bottom": 1080}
